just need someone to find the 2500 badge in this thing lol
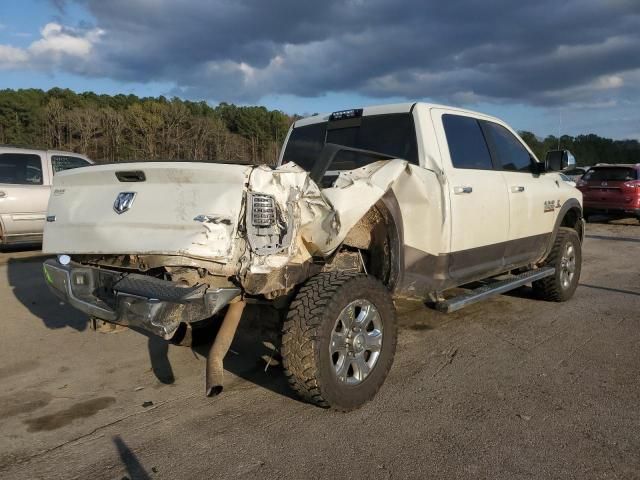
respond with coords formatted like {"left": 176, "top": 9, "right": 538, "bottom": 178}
{"left": 544, "top": 199, "right": 561, "bottom": 213}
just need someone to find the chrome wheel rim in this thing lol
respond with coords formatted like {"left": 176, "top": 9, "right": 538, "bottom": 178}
{"left": 560, "top": 243, "right": 576, "bottom": 289}
{"left": 330, "top": 299, "right": 383, "bottom": 386}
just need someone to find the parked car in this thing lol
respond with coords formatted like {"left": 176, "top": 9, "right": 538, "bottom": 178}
{"left": 0, "top": 146, "right": 92, "bottom": 246}
{"left": 42, "top": 103, "right": 584, "bottom": 410}
{"left": 577, "top": 163, "right": 640, "bottom": 220}
{"left": 562, "top": 166, "right": 589, "bottom": 182}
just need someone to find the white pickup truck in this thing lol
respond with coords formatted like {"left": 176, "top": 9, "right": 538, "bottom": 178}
{"left": 0, "top": 146, "right": 92, "bottom": 246}
{"left": 42, "top": 103, "right": 584, "bottom": 410}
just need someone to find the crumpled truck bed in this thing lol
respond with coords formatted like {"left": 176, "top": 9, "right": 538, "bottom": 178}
{"left": 44, "top": 159, "right": 435, "bottom": 296}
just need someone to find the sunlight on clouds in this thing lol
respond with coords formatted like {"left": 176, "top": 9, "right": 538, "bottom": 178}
{"left": 29, "top": 23, "right": 104, "bottom": 58}
{"left": 0, "top": 22, "right": 104, "bottom": 70}
{"left": 0, "top": 45, "right": 29, "bottom": 67}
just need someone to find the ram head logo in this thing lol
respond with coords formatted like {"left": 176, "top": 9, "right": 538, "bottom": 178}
{"left": 113, "top": 192, "right": 137, "bottom": 214}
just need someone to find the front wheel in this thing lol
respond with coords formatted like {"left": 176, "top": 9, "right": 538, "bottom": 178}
{"left": 533, "top": 227, "right": 582, "bottom": 302}
{"left": 281, "top": 272, "right": 397, "bottom": 410}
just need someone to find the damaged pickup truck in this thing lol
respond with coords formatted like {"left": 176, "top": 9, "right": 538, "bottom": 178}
{"left": 42, "top": 103, "right": 584, "bottom": 410}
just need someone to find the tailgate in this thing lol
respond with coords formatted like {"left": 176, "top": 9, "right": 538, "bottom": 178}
{"left": 43, "top": 162, "right": 251, "bottom": 260}
{"left": 585, "top": 180, "right": 628, "bottom": 208}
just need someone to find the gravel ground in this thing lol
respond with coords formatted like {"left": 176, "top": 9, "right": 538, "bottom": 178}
{"left": 0, "top": 219, "right": 638, "bottom": 480}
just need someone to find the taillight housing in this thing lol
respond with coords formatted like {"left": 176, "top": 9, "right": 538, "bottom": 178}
{"left": 250, "top": 193, "right": 277, "bottom": 227}
{"left": 576, "top": 179, "right": 587, "bottom": 188}
{"left": 623, "top": 180, "right": 640, "bottom": 189}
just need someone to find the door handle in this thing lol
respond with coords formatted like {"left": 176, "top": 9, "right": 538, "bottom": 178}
{"left": 511, "top": 186, "right": 525, "bottom": 193}
{"left": 0, "top": 191, "right": 6, "bottom": 198}
{"left": 453, "top": 186, "right": 473, "bottom": 194}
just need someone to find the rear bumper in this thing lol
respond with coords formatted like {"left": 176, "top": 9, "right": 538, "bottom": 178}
{"left": 43, "top": 259, "right": 241, "bottom": 339}
{"left": 584, "top": 205, "right": 640, "bottom": 216}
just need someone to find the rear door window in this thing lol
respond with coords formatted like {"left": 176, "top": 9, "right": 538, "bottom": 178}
{"left": 583, "top": 167, "right": 637, "bottom": 182}
{"left": 51, "top": 155, "right": 91, "bottom": 174}
{"left": 0, "top": 153, "right": 43, "bottom": 185}
{"left": 483, "top": 122, "right": 533, "bottom": 172}
{"left": 442, "top": 114, "right": 494, "bottom": 170}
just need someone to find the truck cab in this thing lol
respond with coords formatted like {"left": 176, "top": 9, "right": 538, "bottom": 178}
{"left": 279, "top": 103, "right": 583, "bottom": 294}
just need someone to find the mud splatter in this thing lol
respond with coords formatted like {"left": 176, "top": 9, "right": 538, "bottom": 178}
{"left": 23, "top": 396, "right": 116, "bottom": 432}
{"left": 409, "top": 323, "right": 433, "bottom": 331}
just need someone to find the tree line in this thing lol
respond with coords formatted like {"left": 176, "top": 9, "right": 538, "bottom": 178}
{"left": 517, "top": 131, "right": 639, "bottom": 167}
{"left": 0, "top": 88, "right": 293, "bottom": 165}
{"left": 0, "top": 88, "right": 638, "bottom": 167}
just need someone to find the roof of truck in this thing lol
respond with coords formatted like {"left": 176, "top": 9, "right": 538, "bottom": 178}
{"left": 293, "top": 102, "right": 503, "bottom": 128}
{"left": 0, "top": 145, "right": 91, "bottom": 160}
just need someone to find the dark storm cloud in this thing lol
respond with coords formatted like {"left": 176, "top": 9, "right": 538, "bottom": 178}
{"left": 59, "top": 0, "right": 640, "bottom": 105}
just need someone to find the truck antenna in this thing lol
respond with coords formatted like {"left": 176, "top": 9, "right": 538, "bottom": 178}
{"left": 557, "top": 111, "right": 562, "bottom": 150}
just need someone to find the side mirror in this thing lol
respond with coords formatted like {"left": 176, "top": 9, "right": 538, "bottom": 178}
{"left": 545, "top": 150, "right": 576, "bottom": 171}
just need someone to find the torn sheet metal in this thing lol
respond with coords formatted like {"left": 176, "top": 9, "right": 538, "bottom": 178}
{"left": 318, "top": 159, "right": 410, "bottom": 253}
{"left": 243, "top": 160, "right": 411, "bottom": 273}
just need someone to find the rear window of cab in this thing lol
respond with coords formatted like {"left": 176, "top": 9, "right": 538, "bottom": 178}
{"left": 282, "top": 113, "right": 419, "bottom": 171}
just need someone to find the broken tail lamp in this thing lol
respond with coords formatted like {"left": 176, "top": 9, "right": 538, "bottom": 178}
{"left": 251, "top": 194, "right": 276, "bottom": 227}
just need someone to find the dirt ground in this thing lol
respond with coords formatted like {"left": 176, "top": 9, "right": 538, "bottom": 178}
{"left": 0, "top": 219, "right": 639, "bottom": 480}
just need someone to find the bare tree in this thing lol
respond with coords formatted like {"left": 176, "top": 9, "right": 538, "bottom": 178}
{"left": 101, "top": 108, "right": 126, "bottom": 162}
{"left": 43, "top": 98, "right": 66, "bottom": 149}
{"left": 161, "top": 101, "right": 190, "bottom": 159}
{"left": 126, "top": 103, "right": 163, "bottom": 160}
{"left": 68, "top": 108, "right": 100, "bottom": 156}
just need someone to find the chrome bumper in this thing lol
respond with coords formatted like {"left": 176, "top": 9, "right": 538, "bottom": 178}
{"left": 43, "top": 259, "right": 240, "bottom": 339}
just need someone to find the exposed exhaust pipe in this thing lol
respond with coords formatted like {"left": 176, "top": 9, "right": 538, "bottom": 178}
{"left": 205, "top": 300, "right": 245, "bottom": 397}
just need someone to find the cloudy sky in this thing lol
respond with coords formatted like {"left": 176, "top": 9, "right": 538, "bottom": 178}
{"left": 0, "top": 0, "right": 639, "bottom": 139}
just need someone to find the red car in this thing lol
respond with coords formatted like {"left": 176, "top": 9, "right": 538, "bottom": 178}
{"left": 577, "top": 164, "right": 640, "bottom": 220}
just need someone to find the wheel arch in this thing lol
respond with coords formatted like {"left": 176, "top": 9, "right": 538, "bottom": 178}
{"left": 339, "top": 190, "right": 405, "bottom": 293}
{"left": 539, "top": 198, "right": 584, "bottom": 263}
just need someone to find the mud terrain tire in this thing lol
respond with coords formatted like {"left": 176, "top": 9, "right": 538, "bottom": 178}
{"left": 533, "top": 227, "right": 582, "bottom": 302}
{"left": 281, "top": 272, "right": 397, "bottom": 410}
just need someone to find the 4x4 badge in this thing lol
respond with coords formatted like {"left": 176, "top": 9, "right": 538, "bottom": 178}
{"left": 113, "top": 192, "right": 137, "bottom": 214}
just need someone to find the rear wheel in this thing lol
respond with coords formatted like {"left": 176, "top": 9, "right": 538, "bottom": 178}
{"left": 533, "top": 227, "right": 582, "bottom": 302}
{"left": 281, "top": 272, "right": 397, "bottom": 410}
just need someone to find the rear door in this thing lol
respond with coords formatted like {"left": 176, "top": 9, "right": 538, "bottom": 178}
{"left": 432, "top": 110, "right": 510, "bottom": 281}
{"left": 480, "top": 120, "right": 557, "bottom": 266}
{"left": 0, "top": 152, "right": 51, "bottom": 241}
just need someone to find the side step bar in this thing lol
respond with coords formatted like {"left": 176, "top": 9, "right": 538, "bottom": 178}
{"left": 435, "top": 267, "right": 555, "bottom": 313}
